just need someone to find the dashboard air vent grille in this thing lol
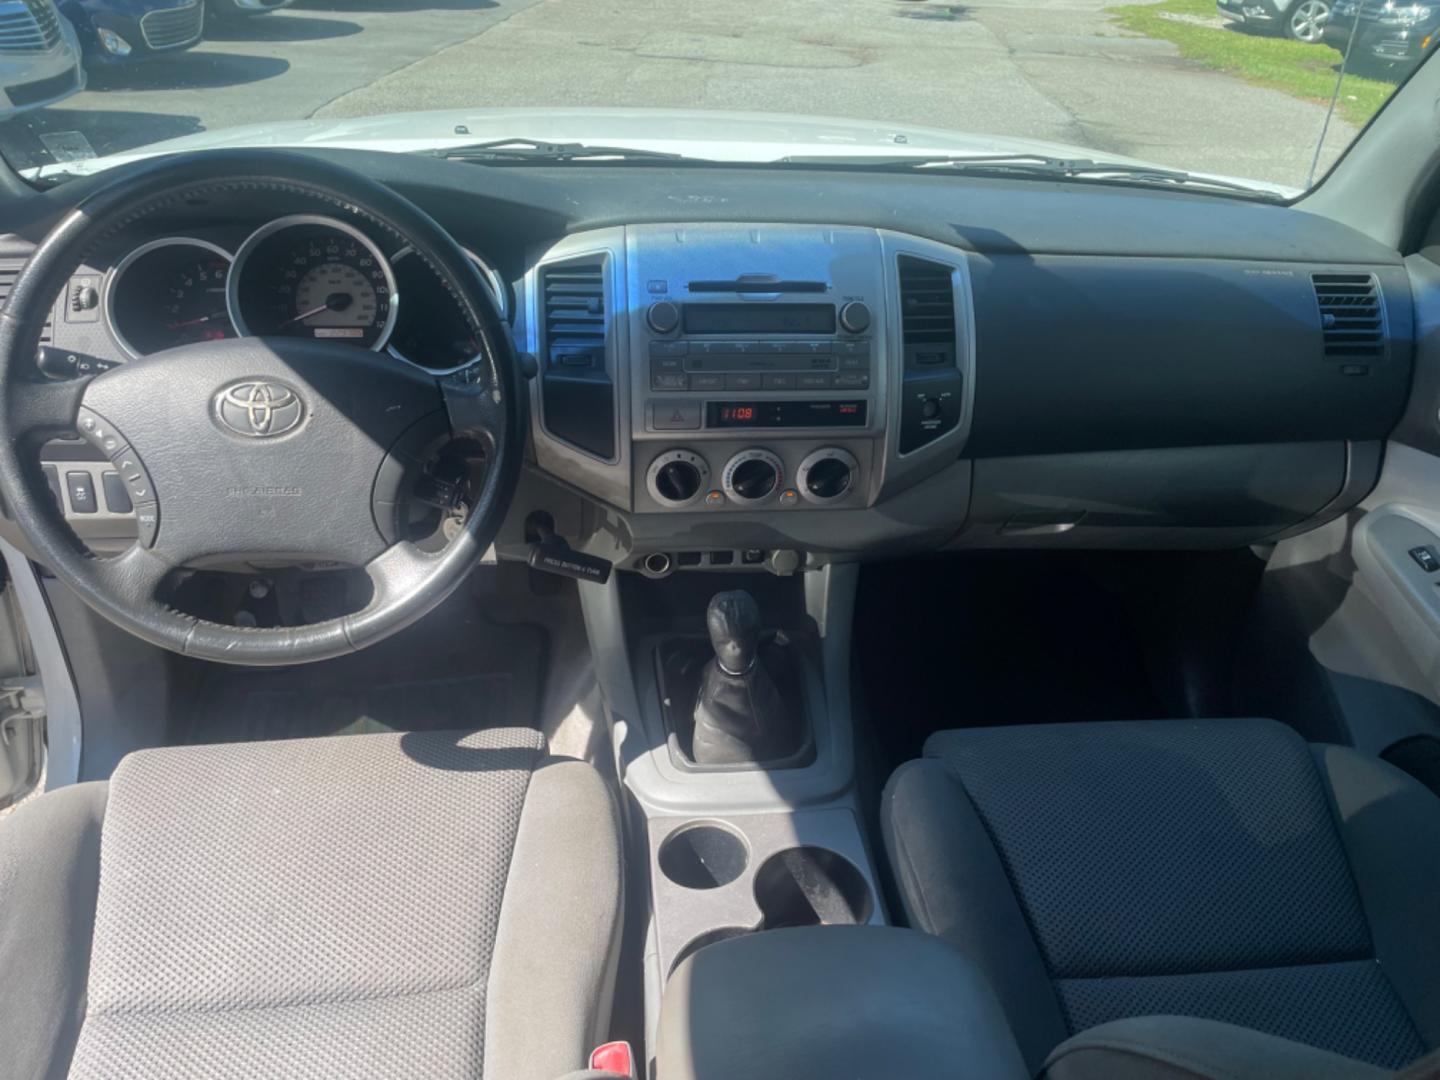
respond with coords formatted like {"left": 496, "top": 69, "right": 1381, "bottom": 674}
{"left": 542, "top": 260, "right": 606, "bottom": 368}
{"left": 1313, "top": 273, "right": 1383, "bottom": 360}
{"left": 898, "top": 255, "right": 955, "bottom": 367}
{"left": 0, "top": 259, "right": 53, "bottom": 344}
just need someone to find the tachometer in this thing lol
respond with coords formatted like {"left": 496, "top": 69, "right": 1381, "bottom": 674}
{"left": 228, "top": 215, "right": 397, "bottom": 351}
{"left": 105, "top": 238, "right": 235, "bottom": 359}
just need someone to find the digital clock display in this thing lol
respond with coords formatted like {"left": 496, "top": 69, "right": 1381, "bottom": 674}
{"left": 707, "top": 401, "right": 868, "bottom": 429}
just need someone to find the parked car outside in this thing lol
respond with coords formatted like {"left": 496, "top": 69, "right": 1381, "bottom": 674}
{"left": 1216, "top": 0, "right": 1334, "bottom": 41}
{"left": 206, "top": 0, "right": 290, "bottom": 23}
{"left": 1325, "top": 0, "right": 1440, "bottom": 70}
{"left": 0, "top": 0, "right": 83, "bottom": 117}
{"left": 56, "top": 0, "right": 201, "bottom": 64}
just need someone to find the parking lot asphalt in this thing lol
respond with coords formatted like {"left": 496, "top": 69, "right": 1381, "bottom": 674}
{"left": 12, "top": 0, "right": 1356, "bottom": 189}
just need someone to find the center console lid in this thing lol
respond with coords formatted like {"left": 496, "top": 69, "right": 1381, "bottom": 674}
{"left": 655, "top": 925, "right": 1027, "bottom": 1080}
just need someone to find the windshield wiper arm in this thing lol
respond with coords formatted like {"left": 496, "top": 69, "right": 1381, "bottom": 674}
{"left": 432, "top": 138, "right": 690, "bottom": 163}
{"left": 776, "top": 153, "right": 1284, "bottom": 200}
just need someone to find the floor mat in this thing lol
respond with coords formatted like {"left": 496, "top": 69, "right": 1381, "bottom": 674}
{"left": 172, "top": 588, "right": 548, "bottom": 745}
{"left": 854, "top": 551, "right": 1258, "bottom": 768}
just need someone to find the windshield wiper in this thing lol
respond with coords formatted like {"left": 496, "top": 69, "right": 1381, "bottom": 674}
{"left": 431, "top": 138, "right": 693, "bottom": 163}
{"left": 776, "top": 153, "right": 1285, "bottom": 201}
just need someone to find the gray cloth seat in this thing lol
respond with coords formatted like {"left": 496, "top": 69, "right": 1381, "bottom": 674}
{"left": 882, "top": 718, "right": 1440, "bottom": 1078}
{"left": 0, "top": 728, "right": 624, "bottom": 1080}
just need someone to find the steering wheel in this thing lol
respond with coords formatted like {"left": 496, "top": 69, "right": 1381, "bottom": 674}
{"left": 0, "top": 150, "right": 524, "bottom": 665}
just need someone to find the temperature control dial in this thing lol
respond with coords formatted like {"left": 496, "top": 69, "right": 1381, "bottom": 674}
{"left": 722, "top": 449, "right": 784, "bottom": 505}
{"left": 797, "top": 447, "right": 859, "bottom": 503}
{"left": 646, "top": 449, "right": 709, "bottom": 508}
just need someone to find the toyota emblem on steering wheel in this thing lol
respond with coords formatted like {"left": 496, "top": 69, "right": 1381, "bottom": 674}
{"left": 214, "top": 380, "right": 305, "bottom": 438}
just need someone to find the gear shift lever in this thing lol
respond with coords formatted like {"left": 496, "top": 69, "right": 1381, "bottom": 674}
{"left": 692, "top": 590, "right": 804, "bottom": 765}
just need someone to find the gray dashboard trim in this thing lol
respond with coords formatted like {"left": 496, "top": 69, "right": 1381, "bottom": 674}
{"left": 0, "top": 536, "right": 80, "bottom": 790}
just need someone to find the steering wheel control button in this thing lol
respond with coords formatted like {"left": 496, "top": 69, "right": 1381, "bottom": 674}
{"left": 646, "top": 449, "right": 710, "bottom": 508}
{"left": 133, "top": 502, "right": 159, "bottom": 548}
{"left": 101, "top": 472, "right": 133, "bottom": 514}
{"left": 65, "top": 471, "right": 97, "bottom": 514}
{"left": 76, "top": 408, "right": 129, "bottom": 458}
{"left": 113, "top": 453, "right": 155, "bottom": 504}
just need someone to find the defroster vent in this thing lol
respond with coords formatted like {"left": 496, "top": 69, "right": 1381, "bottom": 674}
{"left": 1313, "top": 273, "right": 1383, "bottom": 361}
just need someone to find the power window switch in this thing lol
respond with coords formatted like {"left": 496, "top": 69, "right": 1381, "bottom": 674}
{"left": 66, "top": 471, "right": 97, "bottom": 514}
{"left": 102, "top": 471, "right": 133, "bottom": 514}
{"left": 1410, "top": 546, "right": 1440, "bottom": 573}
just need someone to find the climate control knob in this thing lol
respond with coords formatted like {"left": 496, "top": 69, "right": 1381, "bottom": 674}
{"left": 722, "top": 449, "right": 784, "bottom": 505}
{"left": 838, "top": 301, "right": 871, "bottom": 335}
{"left": 797, "top": 447, "right": 859, "bottom": 504}
{"left": 646, "top": 449, "right": 709, "bottom": 508}
{"left": 647, "top": 301, "right": 681, "bottom": 335}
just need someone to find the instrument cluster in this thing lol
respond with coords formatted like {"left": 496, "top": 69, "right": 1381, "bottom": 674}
{"left": 100, "top": 214, "right": 507, "bottom": 372}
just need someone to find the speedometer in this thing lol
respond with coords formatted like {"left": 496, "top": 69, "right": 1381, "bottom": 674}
{"left": 228, "top": 215, "right": 397, "bottom": 351}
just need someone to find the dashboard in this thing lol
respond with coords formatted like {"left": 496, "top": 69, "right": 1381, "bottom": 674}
{"left": 0, "top": 151, "right": 1417, "bottom": 576}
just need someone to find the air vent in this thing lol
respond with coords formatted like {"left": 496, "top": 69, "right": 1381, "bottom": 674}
{"left": 542, "top": 260, "right": 606, "bottom": 368}
{"left": 1313, "top": 273, "right": 1383, "bottom": 360}
{"left": 0, "top": 259, "right": 53, "bottom": 345}
{"left": 538, "top": 258, "right": 615, "bottom": 461}
{"left": 898, "top": 255, "right": 955, "bottom": 367}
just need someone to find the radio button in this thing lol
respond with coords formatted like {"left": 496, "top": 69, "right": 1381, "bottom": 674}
{"left": 763, "top": 374, "right": 797, "bottom": 390}
{"left": 837, "top": 353, "right": 870, "bottom": 371}
{"left": 726, "top": 373, "right": 762, "bottom": 390}
{"left": 835, "top": 373, "right": 870, "bottom": 390}
{"left": 651, "top": 356, "right": 684, "bottom": 374}
{"left": 798, "top": 373, "right": 833, "bottom": 390}
{"left": 835, "top": 341, "right": 870, "bottom": 356}
{"left": 692, "top": 373, "right": 725, "bottom": 391}
{"left": 650, "top": 341, "right": 688, "bottom": 358}
{"left": 652, "top": 373, "right": 689, "bottom": 391}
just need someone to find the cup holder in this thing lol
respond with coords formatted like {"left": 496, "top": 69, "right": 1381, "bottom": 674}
{"left": 658, "top": 822, "right": 749, "bottom": 890}
{"left": 753, "top": 846, "right": 873, "bottom": 928}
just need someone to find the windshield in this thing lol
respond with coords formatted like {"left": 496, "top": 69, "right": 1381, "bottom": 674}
{"left": 0, "top": 0, "right": 1426, "bottom": 196}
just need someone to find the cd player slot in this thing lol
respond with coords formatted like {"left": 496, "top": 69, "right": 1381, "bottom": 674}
{"left": 687, "top": 279, "right": 828, "bottom": 294}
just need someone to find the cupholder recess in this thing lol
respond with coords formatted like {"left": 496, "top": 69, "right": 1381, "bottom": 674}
{"left": 754, "top": 846, "right": 873, "bottom": 928}
{"left": 658, "top": 822, "right": 749, "bottom": 890}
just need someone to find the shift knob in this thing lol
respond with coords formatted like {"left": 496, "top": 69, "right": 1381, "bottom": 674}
{"left": 706, "top": 590, "right": 762, "bottom": 675}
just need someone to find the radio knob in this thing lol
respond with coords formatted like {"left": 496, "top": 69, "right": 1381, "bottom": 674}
{"left": 647, "top": 301, "right": 681, "bottom": 334}
{"left": 655, "top": 460, "right": 702, "bottom": 504}
{"left": 838, "top": 301, "right": 871, "bottom": 335}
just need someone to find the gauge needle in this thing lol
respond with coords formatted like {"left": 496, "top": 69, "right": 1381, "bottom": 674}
{"left": 280, "top": 292, "right": 354, "bottom": 329}
{"left": 166, "top": 311, "right": 228, "bottom": 330}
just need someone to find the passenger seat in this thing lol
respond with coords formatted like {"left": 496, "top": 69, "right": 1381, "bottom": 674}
{"left": 881, "top": 719, "right": 1440, "bottom": 1077}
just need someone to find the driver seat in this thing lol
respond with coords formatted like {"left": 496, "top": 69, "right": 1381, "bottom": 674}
{"left": 0, "top": 728, "right": 623, "bottom": 1080}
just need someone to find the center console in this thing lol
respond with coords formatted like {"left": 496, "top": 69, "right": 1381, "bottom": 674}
{"left": 518, "top": 223, "right": 975, "bottom": 574}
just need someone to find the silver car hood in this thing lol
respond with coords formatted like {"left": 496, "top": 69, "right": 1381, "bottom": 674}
{"left": 29, "top": 107, "right": 1298, "bottom": 197}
